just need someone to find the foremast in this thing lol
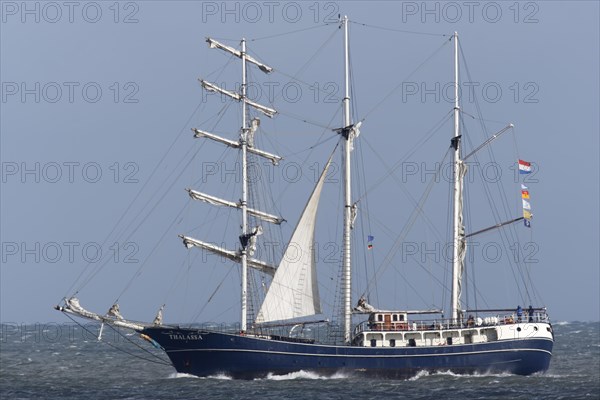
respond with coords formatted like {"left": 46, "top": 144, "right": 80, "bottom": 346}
{"left": 450, "top": 32, "right": 466, "bottom": 324}
{"left": 183, "top": 37, "right": 281, "bottom": 333}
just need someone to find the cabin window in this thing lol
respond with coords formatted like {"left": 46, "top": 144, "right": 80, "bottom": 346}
{"left": 408, "top": 338, "right": 416, "bottom": 347}
{"left": 377, "top": 314, "right": 383, "bottom": 322}
{"left": 370, "top": 339, "right": 377, "bottom": 347}
{"left": 393, "top": 314, "right": 398, "bottom": 322}
{"left": 399, "top": 314, "right": 405, "bottom": 321}
{"left": 389, "top": 339, "right": 396, "bottom": 347}
{"left": 446, "top": 337, "right": 453, "bottom": 345}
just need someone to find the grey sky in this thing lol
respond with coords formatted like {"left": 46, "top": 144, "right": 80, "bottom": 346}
{"left": 1, "top": 1, "right": 598, "bottom": 324}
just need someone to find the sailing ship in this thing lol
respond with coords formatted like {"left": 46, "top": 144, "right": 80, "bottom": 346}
{"left": 55, "top": 16, "right": 553, "bottom": 379}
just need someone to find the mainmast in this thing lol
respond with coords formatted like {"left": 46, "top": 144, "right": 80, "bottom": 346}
{"left": 341, "top": 15, "right": 352, "bottom": 344}
{"left": 450, "top": 32, "right": 466, "bottom": 323}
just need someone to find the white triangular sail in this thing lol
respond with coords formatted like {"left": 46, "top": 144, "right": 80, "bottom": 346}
{"left": 255, "top": 154, "right": 333, "bottom": 324}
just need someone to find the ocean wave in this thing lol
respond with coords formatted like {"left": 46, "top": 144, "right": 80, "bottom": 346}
{"left": 206, "top": 373, "right": 233, "bottom": 380}
{"left": 263, "top": 370, "right": 348, "bottom": 381}
{"left": 167, "top": 372, "right": 234, "bottom": 380}
{"left": 408, "top": 370, "right": 430, "bottom": 381}
{"left": 534, "top": 373, "right": 566, "bottom": 379}
{"left": 166, "top": 372, "right": 200, "bottom": 379}
{"left": 555, "top": 321, "right": 570, "bottom": 326}
{"left": 410, "top": 370, "right": 515, "bottom": 380}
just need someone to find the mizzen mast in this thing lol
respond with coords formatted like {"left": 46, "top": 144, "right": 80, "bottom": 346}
{"left": 339, "top": 15, "right": 361, "bottom": 344}
{"left": 450, "top": 32, "right": 466, "bottom": 324}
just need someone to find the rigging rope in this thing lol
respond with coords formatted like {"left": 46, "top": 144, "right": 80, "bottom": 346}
{"left": 363, "top": 147, "right": 452, "bottom": 300}
{"left": 63, "top": 102, "right": 209, "bottom": 299}
{"left": 63, "top": 313, "right": 171, "bottom": 366}
{"left": 250, "top": 23, "right": 336, "bottom": 41}
{"left": 459, "top": 40, "right": 534, "bottom": 305}
{"left": 357, "top": 111, "right": 452, "bottom": 201}
{"left": 358, "top": 37, "right": 451, "bottom": 123}
{"left": 350, "top": 20, "right": 449, "bottom": 37}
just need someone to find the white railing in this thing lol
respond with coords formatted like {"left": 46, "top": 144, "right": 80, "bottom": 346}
{"left": 353, "top": 309, "right": 550, "bottom": 335}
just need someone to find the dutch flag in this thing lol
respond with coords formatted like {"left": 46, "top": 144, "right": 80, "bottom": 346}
{"left": 518, "top": 159, "right": 532, "bottom": 174}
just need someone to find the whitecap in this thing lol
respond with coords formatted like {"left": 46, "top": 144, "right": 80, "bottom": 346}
{"left": 426, "top": 370, "right": 513, "bottom": 379}
{"left": 263, "top": 370, "right": 348, "bottom": 381}
{"left": 206, "top": 373, "right": 232, "bottom": 380}
{"left": 408, "top": 370, "right": 430, "bottom": 381}
{"left": 167, "top": 372, "right": 200, "bottom": 379}
{"left": 471, "top": 371, "right": 514, "bottom": 378}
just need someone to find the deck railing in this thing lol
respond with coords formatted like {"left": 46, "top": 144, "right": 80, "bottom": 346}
{"left": 353, "top": 309, "right": 550, "bottom": 335}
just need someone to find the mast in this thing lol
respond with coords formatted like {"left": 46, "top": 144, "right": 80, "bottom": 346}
{"left": 450, "top": 31, "right": 464, "bottom": 323}
{"left": 341, "top": 15, "right": 352, "bottom": 344}
{"left": 189, "top": 38, "right": 277, "bottom": 333}
{"left": 240, "top": 38, "right": 249, "bottom": 332}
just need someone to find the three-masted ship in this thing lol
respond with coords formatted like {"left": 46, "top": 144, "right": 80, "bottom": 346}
{"left": 56, "top": 16, "right": 553, "bottom": 379}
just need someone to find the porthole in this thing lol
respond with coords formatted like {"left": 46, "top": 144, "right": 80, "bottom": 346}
{"left": 534, "top": 326, "right": 538, "bottom": 331}
{"left": 517, "top": 327, "right": 522, "bottom": 332}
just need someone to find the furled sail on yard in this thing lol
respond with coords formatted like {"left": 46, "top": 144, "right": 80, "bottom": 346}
{"left": 255, "top": 154, "right": 333, "bottom": 324}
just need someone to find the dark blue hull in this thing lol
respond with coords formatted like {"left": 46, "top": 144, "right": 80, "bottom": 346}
{"left": 142, "top": 327, "right": 553, "bottom": 379}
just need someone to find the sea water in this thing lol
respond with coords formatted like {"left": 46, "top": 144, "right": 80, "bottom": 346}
{"left": 1, "top": 321, "right": 598, "bottom": 399}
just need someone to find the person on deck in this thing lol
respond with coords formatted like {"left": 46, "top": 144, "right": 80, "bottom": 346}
{"left": 517, "top": 305, "right": 523, "bottom": 322}
{"left": 528, "top": 305, "right": 534, "bottom": 322}
{"left": 467, "top": 315, "right": 475, "bottom": 327}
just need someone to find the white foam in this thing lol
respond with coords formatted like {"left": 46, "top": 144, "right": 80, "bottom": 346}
{"left": 263, "top": 370, "right": 348, "bottom": 381}
{"left": 408, "top": 370, "right": 430, "bottom": 381}
{"left": 413, "top": 370, "right": 514, "bottom": 379}
{"left": 533, "top": 373, "right": 566, "bottom": 378}
{"left": 206, "top": 373, "right": 233, "bottom": 380}
{"left": 167, "top": 372, "right": 200, "bottom": 379}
